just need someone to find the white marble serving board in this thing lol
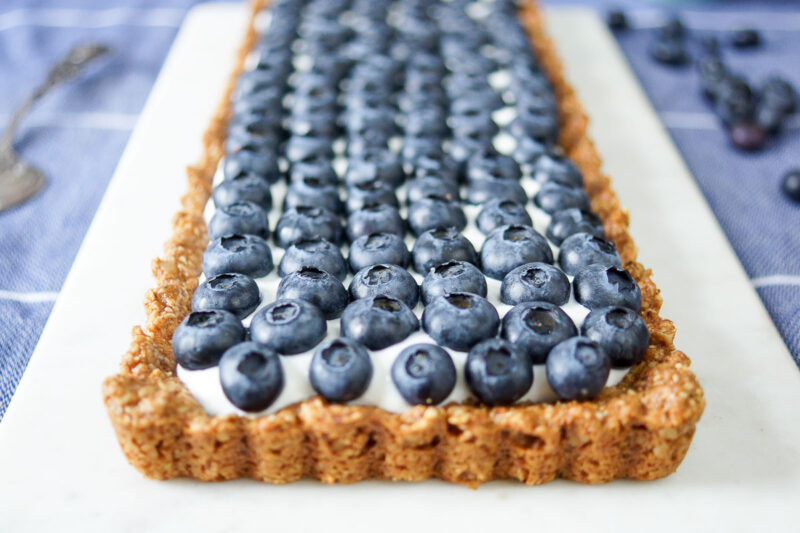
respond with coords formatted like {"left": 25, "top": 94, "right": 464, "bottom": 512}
{"left": 1, "top": 4, "right": 799, "bottom": 532}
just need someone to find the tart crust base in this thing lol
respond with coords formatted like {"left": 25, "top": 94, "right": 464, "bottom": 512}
{"left": 103, "top": 0, "right": 704, "bottom": 487}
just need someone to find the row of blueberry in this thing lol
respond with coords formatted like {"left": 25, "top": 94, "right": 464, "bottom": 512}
{"left": 176, "top": 0, "right": 649, "bottom": 412}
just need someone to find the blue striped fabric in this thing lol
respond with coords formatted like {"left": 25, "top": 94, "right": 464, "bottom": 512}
{"left": 1, "top": 0, "right": 799, "bottom": 421}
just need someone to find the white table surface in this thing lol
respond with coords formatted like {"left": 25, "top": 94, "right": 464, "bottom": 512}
{"left": 1, "top": 4, "right": 799, "bottom": 532}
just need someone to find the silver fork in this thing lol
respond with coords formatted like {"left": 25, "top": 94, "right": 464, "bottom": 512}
{"left": 0, "top": 43, "right": 110, "bottom": 214}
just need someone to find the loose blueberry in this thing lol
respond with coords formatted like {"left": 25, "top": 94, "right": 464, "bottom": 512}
{"left": 476, "top": 199, "right": 532, "bottom": 234}
{"left": 213, "top": 175, "right": 272, "bottom": 210}
{"left": 782, "top": 169, "right": 800, "bottom": 203}
{"left": 501, "top": 262, "right": 570, "bottom": 306}
{"left": 219, "top": 342, "right": 284, "bottom": 412}
{"left": 250, "top": 299, "right": 327, "bottom": 355}
{"left": 309, "top": 338, "right": 373, "bottom": 403}
{"left": 208, "top": 201, "right": 270, "bottom": 241}
{"left": 202, "top": 234, "right": 273, "bottom": 278}
{"left": 283, "top": 177, "right": 342, "bottom": 214}
{"left": 276, "top": 266, "right": 349, "bottom": 319}
{"left": 279, "top": 238, "right": 348, "bottom": 281}
{"left": 346, "top": 204, "right": 406, "bottom": 242}
{"left": 412, "top": 226, "right": 478, "bottom": 273}
{"left": 581, "top": 306, "right": 649, "bottom": 368}
{"left": 421, "top": 260, "right": 487, "bottom": 305}
{"left": 422, "top": 293, "right": 499, "bottom": 352}
{"left": 192, "top": 273, "right": 260, "bottom": 319}
{"left": 731, "top": 28, "right": 761, "bottom": 49}
{"left": 533, "top": 182, "right": 590, "bottom": 214}
{"left": 649, "top": 38, "right": 690, "bottom": 67}
{"left": 172, "top": 310, "right": 246, "bottom": 370}
{"left": 546, "top": 337, "right": 610, "bottom": 401}
{"left": 407, "top": 196, "right": 467, "bottom": 236}
{"left": 349, "top": 264, "right": 419, "bottom": 308}
{"left": 573, "top": 264, "right": 642, "bottom": 312}
{"left": 391, "top": 344, "right": 456, "bottom": 405}
{"left": 531, "top": 152, "right": 584, "bottom": 188}
{"left": 607, "top": 8, "right": 629, "bottom": 32}
{"left": 465, "top": 338, "right": 533, "bottom": 406}
{"left": 546, "top": 208, "right": 605, "bottom": 246}
{"left": 761, "top": 76, "right": 797, "bottom": 115}
{"left": 480, "top": 225, "right": 553, "bottom": 280}
{"left": 274, "top": 205, "right": 342, "bottom": 248}
{"left": 558, "top": 232, "right": 622, "bottom": 276}
{"left": 348, "top": 232, "right": 410, "bottom": 271}
{"left": 341, "top": 296, "right": 419, "bottom": 350}
{"left": 501, "top": 302, "right": 577, "bottom": 364}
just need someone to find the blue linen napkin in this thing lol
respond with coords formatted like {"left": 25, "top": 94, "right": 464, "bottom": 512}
{"left": 1, "top": 0, "right": 798, "bottom": 421}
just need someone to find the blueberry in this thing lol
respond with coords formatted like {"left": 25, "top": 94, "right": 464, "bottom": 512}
{"left": 476, "top": 199, "right": 532, "bottom": 234}
{"left": 276, "top": 266, "right": 349, "bottom": 319}
{"left": 421, "top": 260, "right": 487, "bottom": 305}
{"left": 213, "top": 175, "right": 272, "bottom": 210}
{"left": 401, "top": 139, "right": 447, "bottom": 172}
{"left": 533, "top": 182, "right": 590, "bottom": 214}
{"left": 208, "top": 201, "right": 270, "bottom": 241}
{"left": 224, "top": 148, "right": 280, "bottom": 183}
{"left": 607, "top": 9, "right": 629, "bottom": 31}
{"left": 782, "top": 169, "right": 800, "bottom": 203}
{"left": 513, "top": 136, "right": 548, "bottom": 166}
{"left": 404, "top": 107, "right": 449, "bottom": 138}
{"left": 349, "top": 264, "right": 419, "bottom": 308}
{"left": 581, "top": 306, "right": 649, "bottom": 368}
{"left": 545, "top": 337, "right": 610, "bottom": 401}
{"left": 466, "top": 177, "right": 528, "bottom": 206}
{"left": 508, "top": 114, "right": 559, "bottom": 144}
{"left": 279, "top": 238, "right": 348, "bottom": 281}
{"left": 346, "top": 180, "right": 399, "bottom": 213}
{"left": 288, "top": 159, "right": 338, "bottom": 187}
{"left": 346, "top": 204, "right": 405, "bottom": 243}
{"left": 422, "top": 293, "right": 499, "bottom": 351}
{"left": 274, "top": 206, "right": 342, "bottom": 248}
{"left": 501, "top": 263, "right": 570, "bottom": 306}
{"left": 202, "top": 234, "right": 273, "bottom": 279}
{"left": 250, "top": 299, "right": 327, "bottom": 355}
{"left": 341, "top": 296, "right": 419, "bottom": 350}
{"left": 345, "top": 149, "right": 404, "bottom": 188}
{"left": 649, "top": 38, "right": 690, "bottom": 67}
{"left": 729, "top": 120, "right": 767, "bottom": 151}
{"left": 546, "top": 208, "right": 605, "bottom": 246}
{"left": 407, "top": 196, "right": 466, "bottom": 236}
{"left": 413, "top": 226, "right": 478, "bottom": 273}
{"left": 480, "top": 225, "right": 553, "bottom": 280}
{"left": 659, "top": 16, "right": 687, "bottom": 40}
{"left": 285, "top": 136, "right": 334, "bottom": 165}
{"left": 288, "top": 111, "right": 340, "bottom": 140}
{"left": 501, "top": 302, "right": 577, "bottom": 364}
{"left": 348, "top": 232, "right": 410, "bottom": 272}
{"left": 283, "top": 177, "right": 342, "bottom": 214}
{"left": 573, "top": 264, "right": 641, "bottom": 312}
{"left": 465, "top": 338, "right": 533, "bottom": 406}
{"left": 219, "top": 342, "right": 284, "bottom": 412}
{"left": 405, "top": 177, "right": 460, "bottom": 205}
{"left": 392, "top": 344, "right": 456, "bottom": 405}
{"left": 731, "top": 28, "right": 761, "bottom": 49}
{"left": 761, "top": 76, "right": 797, "bottom": 115}
{"left": 558, "top": 233, "right": 621, "bottom": 276}
{"left": 192, "top": 273, "right": 260, "bottom": 319}
{"left": 531, "top": 153, "right": 584, "bottom": 188}
{"left": 345, "top": 108, "right": 398, "bottom": 140}
{"left": 172, "top": 310, "right": 246, "bottom": 370}
{"left": 715, "top": 76, "right": 755, "bottom": 126}
{"left": 466, "top": 152, "right": 521, "bottom": 182}
{"left": 309, "top": 338, "right": 373, "bottom": 403}
{"left": 227, "top": 115, "right": 282, "bottom": 153}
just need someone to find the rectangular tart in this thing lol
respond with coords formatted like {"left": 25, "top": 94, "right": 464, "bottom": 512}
{"left": 103, "top": 0, "right": 704, "bottom": 487}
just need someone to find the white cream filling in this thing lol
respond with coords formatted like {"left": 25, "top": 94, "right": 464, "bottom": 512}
{"left": 177, "top": 0, "right": 631, "bottom": 417}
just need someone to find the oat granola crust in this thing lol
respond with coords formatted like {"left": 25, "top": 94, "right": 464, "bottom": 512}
{"left": 103, "top": 0, "right": 704, "bottom": 487}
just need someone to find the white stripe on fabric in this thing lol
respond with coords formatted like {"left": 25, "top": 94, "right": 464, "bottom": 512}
{"left": 660, "top": 112, "right": 800, "bottom": 132}
{"left": 0, "top": 111, "right": 138, "bottom": 131}
{"left": 0, "top": 290, "right": 58, "bottom": 303}
{"left": 0, "top": 8, "right": 185, "bottom": 32}
{"left": 752, "top": 275, "right": 800, "bottom": 289}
